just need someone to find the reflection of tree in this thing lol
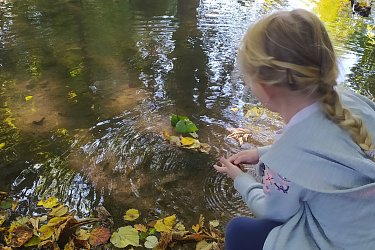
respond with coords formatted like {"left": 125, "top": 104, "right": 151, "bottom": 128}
{"left": 315, "top": 0, "right": 355, "bottom": 52}
{"left": 166, "top": 0, "right": 209, "bottom": 114}
{"left": 347, "top": 27, "right": 375, "bottom": 97}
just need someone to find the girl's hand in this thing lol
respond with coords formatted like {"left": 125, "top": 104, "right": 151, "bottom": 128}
{"left": 228, "top": 149, "right": 260, "bottom": 165}
{"left": 213, "top": 157, "right": 244, "bottom": 180}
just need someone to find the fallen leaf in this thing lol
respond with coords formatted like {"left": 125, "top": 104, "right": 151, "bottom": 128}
{"left": 230, "top": 107, "right": 239, "bottom": 112}
{"left": 181, "top": 137, "right": 195, "bottom": 146}
{"left": 25, "top": 95, "right": 33, "bottom": 101}
{"left": 110, "top": 226, "right": 140, "bottom": 248}
{"left": 124, "top": 208, "right": 140, "bottom": 221}
{"left": 5, "top": 225, "right": 33, "bottom": 247}
{"left": 209, "top": 220, "right": 220, "bottom": 228}
{"left": 0, "top": 142, "right": 5, "bottom": 149}
{"left": 175, "top": 120, "right": 198, "bottom": 133}
{"left": 39, "top": 225, "right": 54, "bottom": 240}
{"left": 89, "top": 226, "right": 111, "bottom": 247}
{"left": 75, "top": 228, "right": 90, "bottom": 240}
{"left": 24, "top": 236, "right": 41, "bottom": 247}
{"left": 155, "top": 232, "right": 172, "bottom": 250}
{"left": 0, "top": 210, "right": 9, "bottom": 226}
{"left": 49, "top": 204, "right": 68, "bottom": 217}
{"left": 196, "top": 240, "right": 219, "bottom": 250}
{"left": 134, "top": 224, "right": 148, "bottom": 232}
{"left": 144, "top": 235, "right": 158, "bottom": 249}
{"left": 47, "top": 216, "right": 68, "bottom": 227}
{"left": 192, "top": 224, "right": 200, "bottom": 233}
{"left": 154, "top": 214, "right": 176, "bottom": 233}
{"left": 37, "top": 197, "right": 59, "bottom": 209}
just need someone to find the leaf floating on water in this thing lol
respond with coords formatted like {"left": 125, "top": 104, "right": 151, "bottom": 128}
{"left": 154, "top": 214, "right": 176, "bottom": 233}
{"left": 24, "top": 95, "right": 33, "bottom": 101}
{"left": 110, "top": 226, "right": 140, "bottom": 248}
{"left": 37, "top": 197, "right": 59, "bottom": 209}
{"left": 124, "top": 208, "right": 140, "bottom": 221}
{"left": 176, "top": 119, "right": 198, "bottom": 133}
{"left": 89, "top": 226, "right": 111, "bottom": 247}
{"left": 170, "top": 114, "right": 189, "bottom": 127}
{"left": 181, "top": 137, "right": 195, "bottom": 146}
{"left": 144, "top": 235, "right": 158, "bottom": 249}
{"left": 209, "top": 220, "right": 220, "bottom": 228}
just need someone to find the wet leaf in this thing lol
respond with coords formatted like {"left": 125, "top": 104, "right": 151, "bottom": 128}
{"left": 46, "top": 216, "right": 68, "bottom": 227}
{"left": 5, "top": 225, "right": 33, "bottom": 247}
{"left": 174, "top": 222, "right": 186, "bottom": 231}
{"left": 169, "top": 136, "right": 181, "bottom": 146}
{"left": 37, "top": 197, "right": 59, "bottom": 209}
{"left": 154, "top": 214, "right": 176, "bottom": 233}
{"left": 144, "top": 235, "right": 158, "bottom": 249}
{"left": 0, "top": 211, "right": 9, "bottom": 226}
{"left": 25, "top": 95, "right": 33, "bottom": 101}
{"left": 175, "top": 120, "right": 198, "bottom": 133}
{"left": 75, "top": 228, "right": 90, "bottom": 240}
{"left": 209, "top": 220, "right": 220, "bottom": 228}
{"left": 39, "top": 225, "right": 54, "bottom": 240}
{"left": 64, "top": 239, "right": 75, "bottom": 250}
{"left": 230, "top": 107, "right": 239, "bottom": 112}
{"left": 134, "top": 224, "right": 148, "bottom": 232}
{"left": 170, "top": 114, "right": 189, "bottom": 127}
{"left": 49, "top": 204, "right": 68, "bottom": 217}
{"left": 89, "top": 226, "right": 111, "bottom": 247}
{"left": 155, "top": 232, "right": 172, "bottom": 250}
{"left": 24, "top": 236, "right": 41, "bottom": 247}
{"left": 0, "top": 198, "right": 13, "bottom": 209}
{"left": 196, "top": 240, "right": 219, "bottom": 250}
{"left": 181, "top": 137, "right": 195, "bottom": 146}
{"left": 124, "top": 208, "right": 140, "bottom": 221}
{"left": 110, "top": 226, "right": 140, "bottom": 248}
{"left": 192, "top": 224, "right": 200, "bottom": 233}
{"left": 0, "top": 142, "right": 5, "bottom": 149}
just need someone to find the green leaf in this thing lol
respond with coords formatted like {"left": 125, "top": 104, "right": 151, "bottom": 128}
{"left": 144, "top": 236, "right": 158, "bottom": 249}
{"left": 110, "top": 226, "right": 140, "bottom": 248}
{"left": 175, "top": 120, "right": 198, "bottom": 134}
{"left": 170, "top": 114, "right": 189, "bottom": 127}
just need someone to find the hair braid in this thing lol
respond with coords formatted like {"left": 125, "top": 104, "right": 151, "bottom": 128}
{"left": 320, "top": 87, "right": 375, "bottom": 159}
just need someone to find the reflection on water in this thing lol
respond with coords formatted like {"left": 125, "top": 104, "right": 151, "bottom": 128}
{"left": 0, "top": 0, "right": 374, "bottom": 228}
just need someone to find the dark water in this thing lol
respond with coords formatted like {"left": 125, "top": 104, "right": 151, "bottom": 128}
{"left": 0, "top": 0, "right": 374, "bottom": 228}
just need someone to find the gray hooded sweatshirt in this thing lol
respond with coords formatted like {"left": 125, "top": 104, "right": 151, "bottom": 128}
{"left": 234, "top": 87, "right": 375, "bottom": 250}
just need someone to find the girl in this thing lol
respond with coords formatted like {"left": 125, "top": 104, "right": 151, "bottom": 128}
{"left": 214, "top": 9, "right": 375, "bottom": 250}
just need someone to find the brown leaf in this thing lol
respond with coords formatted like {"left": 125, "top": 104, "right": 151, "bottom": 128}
{"left": 6, "top": 225, "right": 33, "bottom": 247}
{"left": 134, "top": 224, "right": 148, "bottom": 232}
{"left": 89, "top": 226, "right": 111, "bottom": 247}
{"left": 155, "top": 231, "right": 172, "bottom": 250}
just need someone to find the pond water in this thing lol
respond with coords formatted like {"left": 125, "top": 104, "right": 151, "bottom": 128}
{"left": 0, "top": 0, "right": 374, "bottom": 234}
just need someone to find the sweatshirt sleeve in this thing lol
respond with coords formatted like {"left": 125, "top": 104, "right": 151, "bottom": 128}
{"left": 234, "top": 167, "right": 309, "bottom": 222}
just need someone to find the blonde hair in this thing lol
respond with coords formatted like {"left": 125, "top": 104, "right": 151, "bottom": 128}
{"left": 239, "top": 9, "right": 374, "bottom": 158}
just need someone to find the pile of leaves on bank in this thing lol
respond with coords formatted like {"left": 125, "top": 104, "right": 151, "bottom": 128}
{"left": 0, "top": 192, "right": 223, "bottom": 249}
{"left": 162, "top": 114, "right": 211, "bottom": 154}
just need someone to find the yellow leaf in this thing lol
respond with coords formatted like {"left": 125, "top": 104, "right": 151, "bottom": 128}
{"left": 230, "top": 107, "right": 239, "bottom": 112}
{"left": 39, "top": 225, "right": 54, "bottom": 240}
{"left": 49, "top": 205, "right": 68, "bottom": 217}
{"left": 134, "top": 224, "right": 148, "bottom": 232}
{"left": 75, "top": 228, "right": 90, "bottom": 240}
{"left": 46, "top": 216, "right": 68, "bottom": 227}
{"left": 68, "top": 91, "right": 77, "bottom": 99}
{"left": 25, "top": 95, "right": 33, "bottom": 101}
{"left": 124, "top": 209, "right": 140, "bottom": 221}
{"left": 181, "top": 137, "right": 195, "bottom": 146}
{"left": 0, "top": 143, "right": 5, "bottom": 149}
{"left": 192, "top": 224, "right": 200, "bottom": 233}
{"left": 162, "top": 130, "right": 171, "bottom": 140}
{"left": 174, "top": 222, "right": 186, "bottom": 231}
{"left": 154, "top": 214, "right": 176, "bottom": 233}
{"left": 37, "top": 197, "right": 59, "bottom": 209}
